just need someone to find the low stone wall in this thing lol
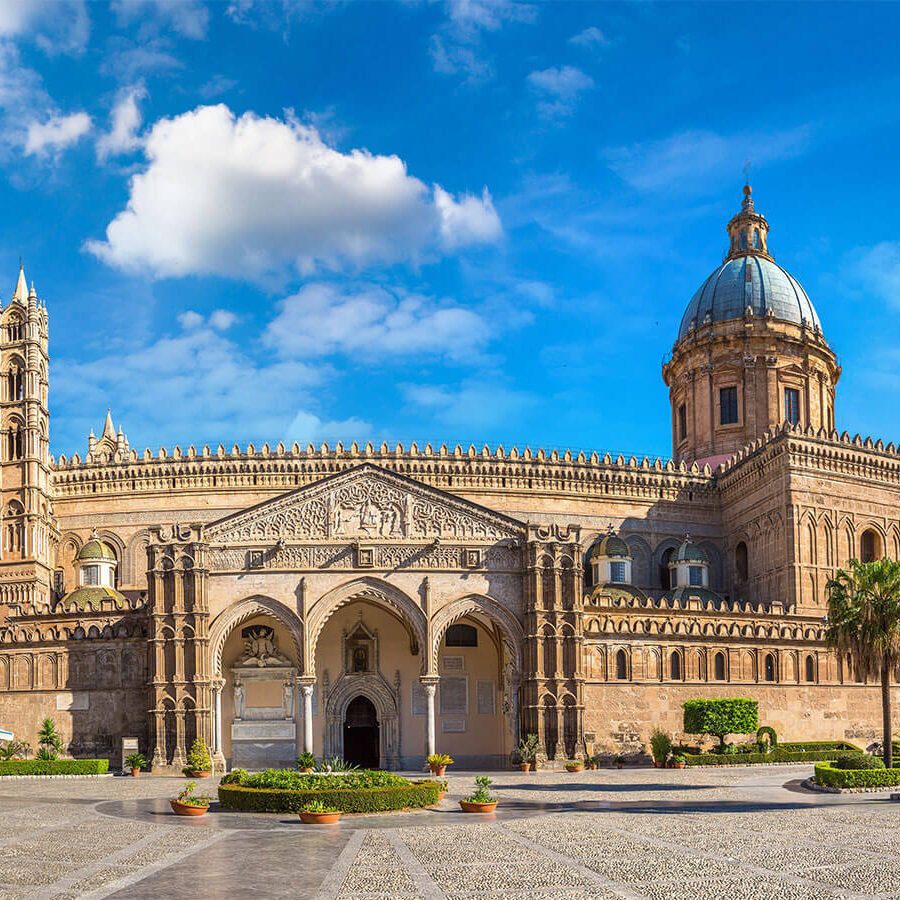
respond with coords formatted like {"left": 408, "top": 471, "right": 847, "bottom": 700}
{"left": 583, "top": 681, "right": 898, "bottom": 755}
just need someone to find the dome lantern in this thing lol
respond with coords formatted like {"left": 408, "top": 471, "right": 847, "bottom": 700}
{"left": 589, "top": 525, "right": 632, "bottom": 586}
{"left": 725, "top": 184, "right": 772, "bottom": 260}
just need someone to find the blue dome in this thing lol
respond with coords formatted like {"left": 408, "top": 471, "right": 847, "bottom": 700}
{"left": 679, "top": 255, "right": 821, "bottom": 342}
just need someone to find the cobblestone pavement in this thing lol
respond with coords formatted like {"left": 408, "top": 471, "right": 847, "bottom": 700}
{"left": 0, "top": 767, "right": 899, "bottom": 898}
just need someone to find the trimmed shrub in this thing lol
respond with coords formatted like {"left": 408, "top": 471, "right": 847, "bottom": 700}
{"left": 241, "top": 769, "right": 408, "bottom": 790}
{"left": 218, "top": 780, "right": 440, "bottom": 814}
{"left": 683, "top": 698, "right": 759, "bottom": 751}
{"left": 756, "top": 726, "right": 778, "bottom": 749}
{"left": 814, "top": 762, "right": 900, "bottom": 789}
{"left": 835, "top": 754, "right": 885, "bottom": 770}
{"left": 778, "top": 741, "right": 862, "bottom": 753}
{"left": 684, "top": 747, "right": 863, "bottom": 766}
{"left": 0, "top": 759, "right": 109, "bottom": 776}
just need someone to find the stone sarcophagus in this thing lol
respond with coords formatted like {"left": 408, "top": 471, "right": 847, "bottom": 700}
{"left": 230, "top": 626, "right": 297, "bottom": 770}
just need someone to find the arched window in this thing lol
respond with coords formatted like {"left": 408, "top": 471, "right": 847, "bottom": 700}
{"left": 6, "top": 424, "right": 23, "bottom": 460}
{"left": 861, "top": 529, "right": 880, "bottom": 563}
{"left": 6, "top": 317, "right": 22, "bottom": 342}
{"left": 7, "top": 366, "right": 22, "bottom": 401}
{"left": 764, "top": 653, "right": 776, "bottom": 682}
{"left": 670, "top": 653, "right": 681, "bottom": 681}
{"left": 805, "top": 654, "right": 815, "bottom": 682}
{"left": 615, "top": 649, "right": 627, "bottom": 680}
{"left": 740, "top": 229, "right": 748, "bottom": 249}
{"left": 714, "top": 652, "right": 726, "bottom": 681}
{"left": 659, "top": 547, "right": 675, "bottom": 590}
{"left": 735, "top": 542, "right": 748, "bottom": 582}
{"left": 445, "top": 623, "right": 477, "bottom": 647}
{"left": 752, "top": 228, "right": 761, "bottom": 249}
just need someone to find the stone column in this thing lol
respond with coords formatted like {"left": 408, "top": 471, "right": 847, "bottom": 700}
{"left": 421, "top": 677, "right": 439, "bottom": 759}
{"left": 173, "top": 710, "right": 186, "bottom": 768}
{"left": 151, "top": 709, "right": 166, "bottom": 769}
{"left": 300, "top": 681, "right": 315, "bottom": 754}
{"left": 211, "top": 677, "right": 226, "bottom": 773}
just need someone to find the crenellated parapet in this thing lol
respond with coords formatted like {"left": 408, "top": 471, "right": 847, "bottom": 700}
{"left": 51, "top": 441, "right": 718, "bottom": 503}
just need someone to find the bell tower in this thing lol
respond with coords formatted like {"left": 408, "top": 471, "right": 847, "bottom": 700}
{"left": 0, "top": 266, "right": 57, "bottom": 611}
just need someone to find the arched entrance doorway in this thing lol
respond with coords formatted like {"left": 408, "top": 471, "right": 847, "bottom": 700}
{"left": 344, "top": 695, "right": 379, "bottom": 769}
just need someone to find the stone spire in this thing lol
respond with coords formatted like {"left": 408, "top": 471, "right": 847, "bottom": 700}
{"left": 12, "top": 265, "right": 27, "bottom": 304}
{"left": 725, "top": 184, "right": 772, "bottom": 261}
{"left": 101, "top": 408, "right": 116, "bottom": 441}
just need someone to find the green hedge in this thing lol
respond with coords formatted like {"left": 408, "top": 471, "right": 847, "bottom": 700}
{"left": 814, "top": 762, "right": 900, "bottom": 789}
{"left": 218, "top": 780, "right": 441, "bottom": 814}
{"left": 779, "top": 741, "right": 861, "bottom": 753}
{"left": 685, "top": 748, "right": 862, "bottom": 766}
{"left": 0, "top": 759, "right": 109, "bottom": 776}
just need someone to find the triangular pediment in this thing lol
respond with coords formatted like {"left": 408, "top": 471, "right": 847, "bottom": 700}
{"left": 204, "top": 464, "right": 525, "bottom": 545}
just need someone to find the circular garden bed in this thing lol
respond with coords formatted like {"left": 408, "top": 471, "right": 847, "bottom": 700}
{"left": 218, "top": 768, "right": 442, "bottom": 814}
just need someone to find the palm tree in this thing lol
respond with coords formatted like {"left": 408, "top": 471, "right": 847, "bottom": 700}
{"left": 825, "top": 558, "right": 900, "bottom": 767}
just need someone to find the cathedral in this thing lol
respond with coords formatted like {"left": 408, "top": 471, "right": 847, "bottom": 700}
{"left": 0, "top": 186, "right": 894, "bottom": 771}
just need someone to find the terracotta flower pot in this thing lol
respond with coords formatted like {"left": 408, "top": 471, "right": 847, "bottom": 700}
{"left": 653, "top": 761, "right": 663, "bottom": 768}
{"left": 436, "top": 790, "right": 447, "bottom": 801}
{"left": 674, "top": 762, "right": 686, "bottom": 769}
{"left": 460, "top": 800, "right": 497, "bottom": 813}
{"left": 519, "top": 762, "right": 532, "bottom": 772}
{"left": 565, "top": 764, "right": 583, "bottom": 772}
{"left": 616, "top": 763, "right": 623, "bottom": 769}
{"left": 300, "top": 810, "right": 342, "bottom": 824}
{"left": 299, "top": 767, "right": 313, "bottom": 774}
{"left": 131, "top": 768, "right": 140, "bottom": 777}
{"left": 192, "top": 770, "right": 211, "bottom": 778}
{"left": 170, "top": 799, "right": 209, "bottom": 817}
{"left": 430, "top": 765, "right": 447, "bottom": 776}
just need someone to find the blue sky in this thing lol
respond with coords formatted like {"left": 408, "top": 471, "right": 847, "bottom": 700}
{"left": 6, "top": 1, "right": 900, "bottom": 460}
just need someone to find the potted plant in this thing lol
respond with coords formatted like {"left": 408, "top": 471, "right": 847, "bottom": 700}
{"left": 516, "top": 734, "right": 539, "bottom": 772}
{"left": 186, "top": 737, "right": 212, "bottom": 777}
{"left": 460, "top": 775, "right": 498, "bottom": 813}
{"left": 37, "top": 717, "right": 63, "bottom": 760}
{"left": 297, "top": 751, "right": 316, "bottom": 773}
{"left": 565, "top": 760, "right": 584, "bottom": 772}
{"left": 427, "top": 753, "right": 453, "bottom": 776}
{"left": 170, "top": 781, "right": 212, "bottom": 816}
{"left": 434, "top": 779, "right": 448, "bottom": 801}
{"left": 125, "top": 752, "right": 146, "bottom": 776}
{"left": 671, "top": 753, "right": 687, "bottom": 769}
{"left": 614, "top": 755, "right": 625, "bottom": 770}
{"left": 299, "top": 800, "right": 343, "bottom": 824}
{"left": 650, "top": 727, "right": 672, "bottom": 768}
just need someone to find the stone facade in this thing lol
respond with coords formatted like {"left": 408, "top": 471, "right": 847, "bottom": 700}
{"left": 1, "top": 189, "right": 898, "bottom": 770}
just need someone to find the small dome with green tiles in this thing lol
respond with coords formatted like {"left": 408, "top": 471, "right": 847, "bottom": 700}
{"left": 673, "top": 537, "right": 707, "bottom": 564}
{"left": 58, "top": 585, "right": 127, "bottom": 612}
{"left": 589, "top": 533, "right": 631, "bottom": 562}
{"left": 76, "top": 539, "right": 116, "bottom": 562}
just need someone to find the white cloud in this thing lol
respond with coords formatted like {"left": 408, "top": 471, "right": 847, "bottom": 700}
{"left": 101, "top": 37, "right": 182, "bottom": 80}
{"left": 24, "top": 111, "right": 91, "bottom": 156}
{"left": 285, "top": 410, "right": 371, "bottom": 445}
{"left": 86, "top": 104, "right": 502, "bottom": 280}
{"left": 402, "top": 378, "right": 534, "bottom": 429}
{"left": 96, "top": 86, "right": 146, "bottom": 161}
{"left": 264, "top": 282, "right": 490, "bottom": 360}
{"left": 606, "top": 127, "right": 811, "bottom": 192}
{"left": 430, "top": 0, "right": 536, "bottom": 83}
{"left": 846, "top": 242, "right": 900, "bottom": 308}
{"left": 111, "top": 0, "right": 208, "bottom": 39}
{"left": 569, "top": 26, "right": 608, "bottom": 50}
{"left": 434, "top": 185, "right": 502, "bottom": 249}
{"left": 53, "top": 309, "right": 351, "bottom": 450}
{"left": 527, "top": 66, "right": 594, "bottom": 118}
{"left": 0, "top": 0, "right": 89, "bottom": 54}
{"left": 209, "top": 309, "right": 237, "bottom": 330}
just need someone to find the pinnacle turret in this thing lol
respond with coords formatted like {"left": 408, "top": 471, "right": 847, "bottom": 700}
{"left": 13, "top": 265, "right": 27, "bottom": 304}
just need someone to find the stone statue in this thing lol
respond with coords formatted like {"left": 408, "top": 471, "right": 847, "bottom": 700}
{"left": 239, "top": 625, "right": 290, "bottom": 667}
{"left": 282, "top": 679, "right": 294, "bottom": 719}
{"left": 234, "top": 679, "right": 245, "bottom": 719}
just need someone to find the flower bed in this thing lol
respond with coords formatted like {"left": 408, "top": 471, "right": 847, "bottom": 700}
{"left": 218, "top": 769, "right": 440, "bottom": 813}
{"left": 814, "top": 762, "right": 900, "bottom": 789}
{"left": 684, "top": 741, "right": 861, "bottom": 767}
{"left": 0, "top": 759, "right": 109, "bottom": 776}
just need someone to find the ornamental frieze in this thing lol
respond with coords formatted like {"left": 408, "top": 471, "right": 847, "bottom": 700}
{"left": 204, "top": 464, "right": 524, "bottom": 545}
{"left": 207, "top": 542, "right": 521, "bottom": 572}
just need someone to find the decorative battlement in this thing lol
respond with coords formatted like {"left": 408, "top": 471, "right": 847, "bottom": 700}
{"left": 52, "top": 442, "right": 718, "bottom": 499}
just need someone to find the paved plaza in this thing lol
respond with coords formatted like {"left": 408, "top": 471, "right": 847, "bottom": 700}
{"left": 0, "top": 766, "right": 898, "bottom": 898}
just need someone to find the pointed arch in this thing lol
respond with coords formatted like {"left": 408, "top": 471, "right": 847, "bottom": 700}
{"left": 209, "top": 595, "right": 304, "bottom": 674}
{"left": 308, "top": 576, "right": 427, "bottom": 673}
